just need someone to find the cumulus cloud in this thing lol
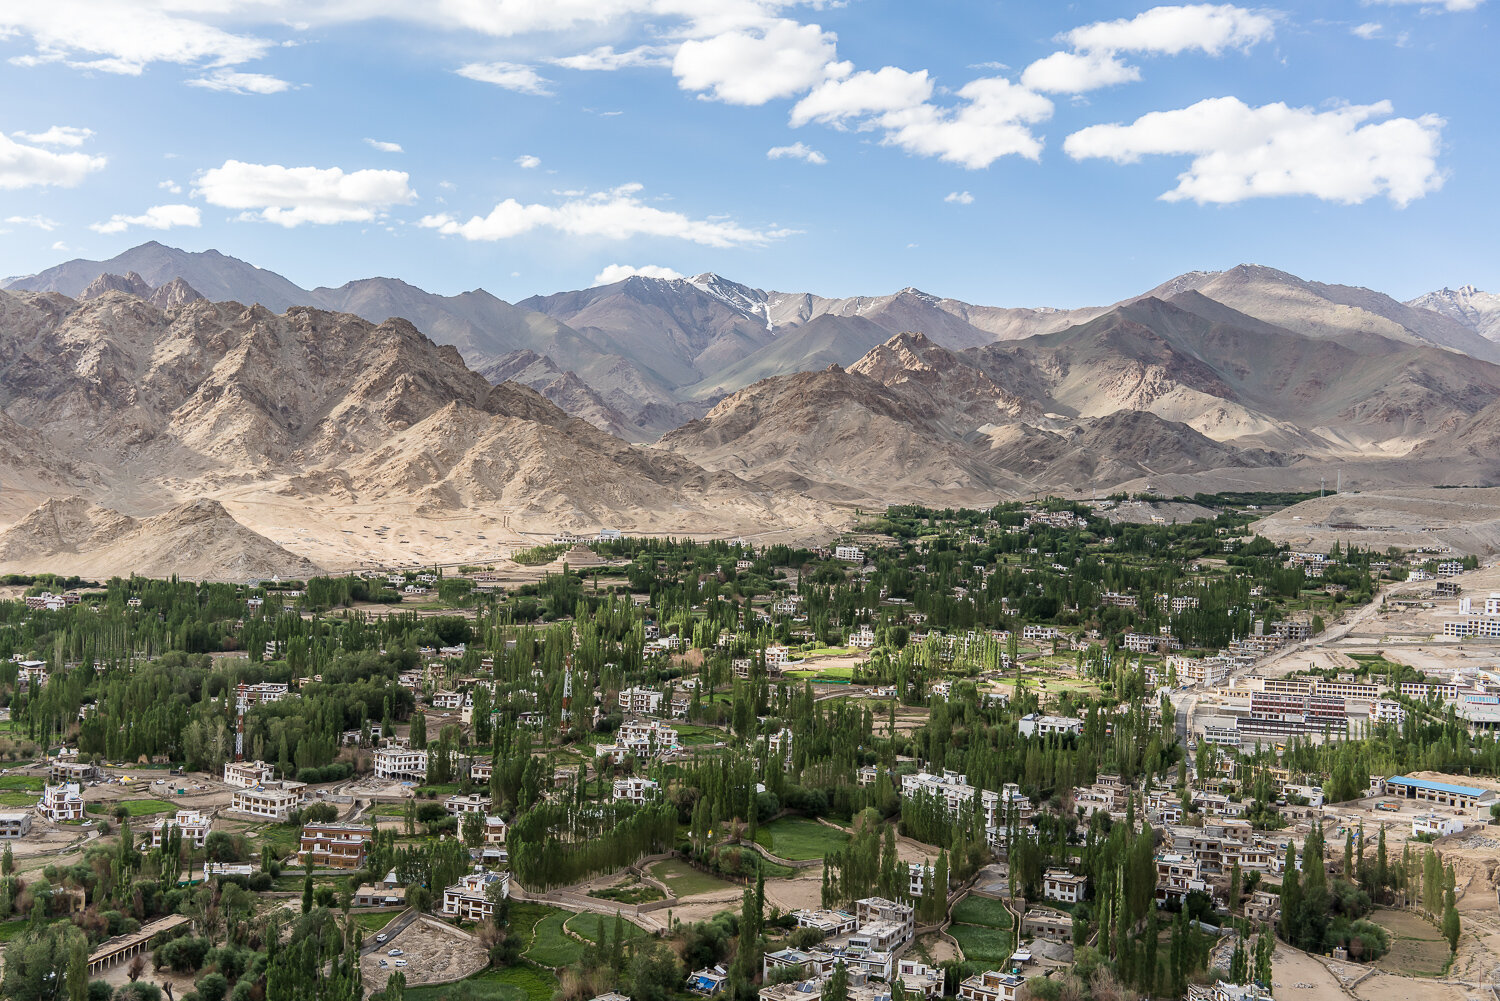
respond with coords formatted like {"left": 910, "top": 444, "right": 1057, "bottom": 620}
{"left": 13, "top": 125, "right": 94, "bottom": 147}
{"left": 186, "top": 69, "right": 290, "bottom": 94}
{"left": 944, "top": 191, "right": 975, "bottom": 204}
{"left": 365, "top": 138, "right": 403, "bottom": 153}
{"left": 418, "top": 183, "right": 793, "bottom": 247}
{"left": 1352, "top": 22, "right": 1385, "bottom": 38}
{"left": 0, "top": 2, "right": 272, "bottom": 75}
{"left": 456, "top": 61, "right": 552, "bottom": 95}
{"left": 789, "top": 66, "right": 934, "bottom": 128}
{"left": 1023, "top": 4, "right": 1276, "bottom": 94}
{"left": 1063, "top": 96, "right": 1445, "bottom": 206}
{"left": 5, "top": 214, "right": 60, "bottom": 230}
{"left": 550, "top": 44, "right": 674, "bottom": 71}
{"left": 674, "top": 18, "right": 839, "bottom": 105}
{"left": 767, "top": 142, "right": 827, "bottom": 164}
{"left": 515, "top": 154, "right": 541, "bottom": 169}
{"left": 878, "top": 77, "right": 1053, "bottom": 168}
{"left": 593, "top": 263, "right": 685, "bottom": 284}
{"left": 195, "top": 159, "right": 416, "bottom": 226}
{"left": 90, "top": 203, "right": 201, "bottom": 234}
{"left": 159, "top": 179, "right": 183, "bottom": 193}
{"left": 0, "top": 131, "right": 106, "bottom": 189}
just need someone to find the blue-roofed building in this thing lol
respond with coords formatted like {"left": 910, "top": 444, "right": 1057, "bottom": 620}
{"left": 1370, "top": 775, "right": 1497, "bottom": 811}
{"left": 687, "top": 967, "right": 728, "bottom": 996}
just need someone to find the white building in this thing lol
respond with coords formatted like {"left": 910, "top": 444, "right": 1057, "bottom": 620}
{"left": 0, "top": 813, "right": 33, "bottom": 838}
{"left": 850, "top": 625, "right": 877, "bottom": 649}
{"left": 223, "top": 760, "right": 276, "bottom": 788}
{"left": 958, "top": 971, "right": 1027, "bottom": 1001}
{"left": 445, "top": 793, "right": 492, "bottom": 817}
{"left": 37, "top": 783, "right": 85, "bottom": 822}
{"left": 229, "top": 782, "right": 304, "bottom": 821}
{"left": 613, "top": 777, "right": 660, "bottom": 804}
{"left": 1042, "top": 869, "right": 1087, "bottom": 904}
{"left": 835, "top": 545, "right": 865, "bottom": 563}
{"left": 374, "top": 745, "right": 428, "bottom": 781}
{"left": 1018, "top": 713, "right": 1083, "bottom": 737}
{"left": 150, "top": 809, "right": 211, "bottom": 849}
{"left": 619, "top": 686, "right": 664, "bottom": 715}
{"left": 1370, "top": 699, "right": 1407, "bottom": 726}
{"left": 441, "top": 867, "right": 509, "bottom": 921}
{"left": 1413, "top": 813, "right": 1464, "bottom": 838}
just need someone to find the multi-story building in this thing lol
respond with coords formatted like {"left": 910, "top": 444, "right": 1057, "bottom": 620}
{"left": 223, "top": 760, "right": 276, "bottom": 787}
{"left": 37, "top": 783, "right": 85, "bottom": 822}
{"left": 853, "top": 897, "right": 914, "bottom": 952}
{"left": 1042, "top": 869, "right": 1087, "bottom": 904}
{"left": 298, "top": 822, "right": 372, "bottom": 869}
{"left": 374, "top": 743, "right": 428, "bottom": 781}
{"left": 1370, "top": 699, "right": 1407, "bottom": 726}
{"left": 618, "top": 686, "right": 664, "bottom": 715}
{"left": 613, "top": 777, "right": 660, "bottom": 804}
{"left": 235, "top": 682, "right": 289, "bottom": 707}
{"left": 444, "top": 793, "right": 492, "bottom": 817}
{"left": 442, "top": 867, "right": 509, "bottom": 921}
{"left": 1155, "top": 852, "right": 1209, "bottom": 905}
{"left": 229, "top": 782, "right": 304, "bottom": 820}
{"left": 792, "top": 908, "right": 859, "bottom": 937}
{"left": 150, "top": 809, "right": 211, "bottom": 849}
{"left": 1413, "top": 813, "right": 1464, "bottom": 838}
{"left": 0, "top": 813, "right": 33, "bottom": 838}
{"left": 1018, "top": 713, "right": 1083, "bottom": 737}
{"left": 834, "top": 545, "right": 865, "bottom": 562}
{"left": 1241, "top": 691, "right": 1347, "bottom": 741}
{"left": 958, "top": 971, "right": 1027, "bottom": 1001}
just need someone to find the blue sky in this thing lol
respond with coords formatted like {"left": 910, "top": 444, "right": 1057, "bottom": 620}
{"left": 0, "top": 0, "right": 1492, "bottom": 307}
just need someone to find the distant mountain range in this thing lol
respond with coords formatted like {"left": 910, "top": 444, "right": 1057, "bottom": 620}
{"left": 3, "top": 242, "right": 1500, "bottom": 573}
{"left": 15, "top": 243, "right": 1494, "bottom": 443}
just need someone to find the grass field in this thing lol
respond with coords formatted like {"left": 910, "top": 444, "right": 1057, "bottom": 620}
{"left": 648, "top": 858, "right": 738, "bottom": 898}
{"left": 0, "top": 775, "right": 43, "bottom": 791}
{"left": 564, "top": 911, "right": 647, "bottom": 946}
{"left": 951, "top": 895, "right": 1013, "bottom": 929}
{"left": 350, "top": 911, "right": 401, "bottom": 932}
{"left": 505, "top": 902, "right": 563, "bottom": 953}
{"left": 949, "top": 921, "right": 1015, "bottom": 965}
{"left": 588, "top": 879, "right": 665, "bottom": 905}
{"left": 404, "top": 963, "right": 558, "bottom": 1001}
{"left": 753, "top": 817, "right": 850, "bottom": 860}
{"left": 1371, "top": 910, "right": 1450, "bottom": 975}
{"left": 0, "top": 792, "right": 35, "bottom": 807}
{"left": 87, "top": 798, "right": 175, "bottom": 816}
{"left": 525, "top": 910, "right": 584, "bottom": 968}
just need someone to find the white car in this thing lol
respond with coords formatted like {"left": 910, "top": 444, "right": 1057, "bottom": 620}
{"left": 394, "top": 960, "right": 408, "bottom": 968}
{"left": 375, "top": 934, "right": 388, "bottom": 943}
{"left": 378, "top": 960, "right": 388, "bottom": 968}
{"left": 387, "top": 948, "right": 403, "bottom": 957}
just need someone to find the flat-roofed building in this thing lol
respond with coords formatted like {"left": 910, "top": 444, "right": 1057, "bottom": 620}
{"left": 298, "top": 822, "right": 372, "bottom": 869}
{"left": 150, "top": 809, "right": 211, "bottom": 849}
{"left": 228, "top": 782, "right": 304, "bottom": 820}
{"left": 224, "top": 760, "right": 276, "bottom": 788}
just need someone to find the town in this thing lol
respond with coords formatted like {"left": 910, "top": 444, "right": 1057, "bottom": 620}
{"left": 1, "top": 493, "right": 1497, "bottom": 1001}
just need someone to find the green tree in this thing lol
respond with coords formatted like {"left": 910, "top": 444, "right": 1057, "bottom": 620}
{"left": 821, "top": 962, "right": 849, "bottom": 1001}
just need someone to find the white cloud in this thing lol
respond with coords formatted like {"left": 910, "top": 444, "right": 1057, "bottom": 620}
{"left": 0, "top": 2, "right": 272, "bottom": 76}
{"left": 593, "top": 263, "right": 685, "bottom": 284}
{"left": 1023, "top": 4, "right": 1276, "bottom": 94}
{"left": 51, "top": 241, "right": 69, "bottom": 251}
{"left": 418, "top": 183, "right": 793, "bottom": 247}
{"left": 767, "top": 142, "right": 827, "bottom": 164}
{"left": 90, "top": 203, "right": 201, "bottom": 234}
{"left": 456, "top": 61, "right": 552, "bottom": 95}
{"left": 365, "top": 138, "right": 403, "bottom": 153}
{"left": 550, "top": 44, "right": 674, "bottom": 71}
{"left": 878, "top": 76, "right": 1053, "bottom": 168}
{"left": 674, "top": 18, "right": 840, "bottom": 105}
{"left": 5, "top": 214, "right": 60, "bottom": 230}
{"left": 789, "top": 66, "right": 934, "bottom": 127}
{"left": 1063, "top": 96, "right": 1445, "bottom": 206}
{"left": 186, "top": 69, "right": 290, "bottom": 94}
{"left": 195, "top": 159, "right": 416, "bottom": 226}
{"left": 1364, "top": 0, "right": 1482, "bottom": 10}
{"left": 12, "top": 125, "right": 94, "bottom": 147}
{"left": 0, "top": 131, "right": 106, "bottom": 189}
{"left": 515, "top": 154, "right": 542, "bottom": 169}
{"left": 944, "top": 191, "right": 974, "bottom": 204}
{"left": 159, "top": 179, "right": 183, "bottom": 193}
{"left": 1352, "top": 21, "right": 1385, "bottom": 38}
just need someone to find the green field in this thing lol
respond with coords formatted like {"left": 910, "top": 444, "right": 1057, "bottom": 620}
{"left": 949, "top": 921, "right": 1015, "bottom": 965}
{"left": 753, "top": 817, "right": 850, "bottom": 860}
{"left": 0, "top": 775, "right": 43, "bottom": 791}
{"left": 404, "top": 963, "right": 558, "bottom": 1001}
{"left": 505, "top": 902, "right": 564, "bottom": 953}
{"left": 350, "top": 911, "right": 401, "bottom": 932}
{"left": 0, "top": 792, "right": 35, "bottom": 807}
{"left": 950, "top": 895, "right": 1013, "bottom": 929}
{"left": 564, "top": 911, "right": 648, "bottom": 946}
{"left": 524, "top": 910, "right": 584, "bottom": 967}
{"left": 648, "top": 858, "right": 738, "bottom": 898}
{"left": 87, "top": 798, "right": 175, "bottom": 816}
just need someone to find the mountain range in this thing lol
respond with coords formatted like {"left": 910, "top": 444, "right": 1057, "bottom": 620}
{"left": 3, "top": 243, "right": 1500, "bottom": 573}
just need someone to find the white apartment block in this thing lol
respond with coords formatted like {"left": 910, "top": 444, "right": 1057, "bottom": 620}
{"left": 374, "top": 745, "right": 428, "bottom": 781}
{"left": 613, "top": 777, "right": 660, "bottom": 804}
{"left": 445, "top": 793, "right": 492, "bottom": 816}
{"left": 619, "top": 686, "right": 664, "bottom": 715}
{"left": 38, "top": 783, "right": 85, "bottom": 822}
{"left": 151, "top": 809, "right": 211, "bottom": 849}
{"left": 1042, "top": 869, "right": 1087, "bottom": 904}
{"left": 835, "top": 545, "right": 865, "bottom": 562}
{"left": 229, "top": 782, "right": 304, "bottom": 820}
{"left": 442, "top": 867, "right": 509, "bottom": 921}
{"left": 1370, "top": 699, "right": 1407, "bottom": 725}
{"left": 850, "top": 625, "right": 876, "bottom": 649}
{"left": 1018, "top": 713, "right": 1083, "bottom": 737}
{"left": 223, "top": 760, "right": 276, "bottom": 788}
{"left": 958, "top": 971, "right": 1027, "bottom": 1001}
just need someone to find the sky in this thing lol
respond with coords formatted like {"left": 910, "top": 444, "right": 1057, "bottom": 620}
{"left": 0, "top": 0, "right": 1493, "bottom": 308}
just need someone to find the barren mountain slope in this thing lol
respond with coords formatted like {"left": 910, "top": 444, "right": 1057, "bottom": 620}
{"left": 1409, "top": 286, "right": 1500, "bottom": 343}
{"left": 477, "top": 350, "right": 640, "bottom": 440}
{"left": 0, "top": 497, "right": 321, "bottom": 579}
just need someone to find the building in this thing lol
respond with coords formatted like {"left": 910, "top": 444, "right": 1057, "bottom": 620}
{"left": 853, "top": 897, "right": 914, "bottom": 952}
{"left": 373, "top": 744, "right": 428, "bottom": 782}
{"left": 235, "top": 682, "right": 289, "bottom": 707}
{"left": 792, "top": 909, "right": 859, "bottom": 937}
{"left": 613, "top": 777, "right": 660, "bottom": 804}
{"left": 0, "top": 813, "right": 33, "bottom": 838}
{"left": 223, "top": 760, "right": 276, "bottom": 787}
{"left": 1018, "top": 713, "right": 1083, "bottom": 738}
{"left": 445, "top": 793, "right": 492, "bottom": 817}
{"left": 834, "top": 545, "right": 865, "bottom": 563}
{"left": 1155, "top": 852, "right": 1208, "bottom": 906}
{"left": 1042, "top": 869, "right": 1087, "bottom": 904}
{"left": 1413, "top": 813, "right": 1465, "bottom": 838}
{"left": 1370, "top": 699, "right": 1407, "bottom": 726}
{"left": 958, "top": 971, "right": 1027, "bottom": 1001}
{"left": 483, "top": 816, "right": 508, "bottom": 844}
{"left": 298, "top": 822, "right": 372, "bottom": 869}
{"left": 37, "top": 783, "right": 85, "bottom": 822}
{"left": 1372, "top": 775, "right": 1498, "bottom": 812}
{"left": 849, "top": 625, "right": 876, "bottom": 649}
{"left": 150, "top": 809, "right": 211, "bottom": 849}
{"left": 441, "top": 866, "right": 509, "bottom": 921}
{"left": 619, "top": 686, "right": 664, "bottom": 715}
{"left": 1241, "top": 691, "right": 1347, "bottom": 741}
{"left": 228, "top": 782, "right": 304, "bottom": 820}
{"left": 687, "top": 966, "right": 729, "bottom": 995}
{"left": 50, "top": 760, "right": 101, "bottom": 785}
